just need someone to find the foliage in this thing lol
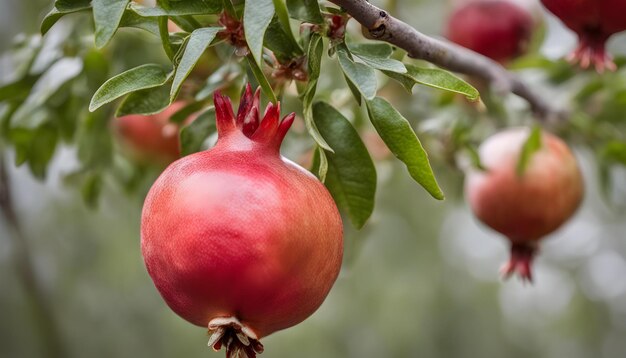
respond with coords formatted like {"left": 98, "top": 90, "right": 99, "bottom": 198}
{"left": 0, "top": 0, "right": 625, "bottom": 227}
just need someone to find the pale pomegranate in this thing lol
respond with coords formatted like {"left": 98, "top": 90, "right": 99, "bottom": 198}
{"left": 141, "top": 85, "right": 343, "bottom": 357}
{"left": 115, "top": 101, "right": 187, "bottom": 163}
{"left": 464, "top": 127, "right": 583, "bottom": 282}
{"left": 446, "top": 0, "right": 535, "bottom": 63}
{"left": 541, "top": 0, "right": 626, "bottom": 72}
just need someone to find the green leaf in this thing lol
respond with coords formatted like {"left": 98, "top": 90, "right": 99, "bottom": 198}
{"left": 348, "top": 43, "right": 406, "bottom": 73}
{"left": 77, "top": 112, "right": 113, "bottom": 169}
{"left": 180, "top": 107, "right": 216, "bottom": 155}
{"left": 170, "top": 15, "right": 202, "bottom": 32}
{"left": 348, "top": 43, "right": 393, "bottom": 58}
{"left": 516, "top": 125, "right": 543, "bottom": 176}
{"left": 311, "top": 145, "right": 329, "bottom": 183}
{"left": 264, "top": 17, "right": 303, "bottom": 62}
{"left": 384, "top": 64, "right": 479, "bottom": 101}
{"left": 9, "top": 124, "right": 58, "bottom": 178}
{"left": 158, "top": 16, "right": 174, "bottom": 60}
{"left": 307, "top": 33, "right": 323, "bottom": 80}
{"left": 464, "top": 144, "right": 486, "bottom": 172}
{"left": 243, "top": 0, "right": 275, "bottom": 68}
{"left": 170, "top": 27, "right": 222, "bottom": 101}
{"left": 195, "top": 62, "right": 241, "bottom": 100}
{"left": 119, "top": 8, "right": 160, "bottom": 35}
{"left": 0, "top": 76, "right": 38, "bottom": 102}
{"left": 354, "top": 54, "right": 406, "bottom": 74}
{"left": 129, "top": 0, "right": 222, "bottom": 16}
{"left": 81, "top": 173, "right": 103, "bottom": 209}
{"left": 272, "top": 0, "right": 297, "bottom": 44}
{"left": 55, "top": 0, "right": 92, "bottom": 12}
{"left": 366, "top": 97, "right": 444, "bottom": 200}
{"left": 601, "top": 141, "right": 626, "bottom": 166}
{"left": 115, "top": 81, "right": 172, "bottom": 117}
{"left": 343, "top": 73, "right": 362, "bottom": 104}
{"left": 90, "top": 64, "right": 172, "bottom": 112}
{"left": 337, "top": 44, "right": 377, "bottom": 101}
{"left": 286, "top": 0, "right": 323, "bottom": 24}
{"left": 27, "top": 124, "right": 58, "bottom": 179}
{"left": 301, "top": 33, "right": 332, "bottom": 152}
{"left": 12, "top": 58, "right": 83, "bottom": 128}
{"left": 245, "top": 55, "right": 277, "bottom": 104}
{"left": 313, "top": 101, "right": 376, "bottom": 228}
{"left": 41, "top": 0, "right": 91, "bottom": 35}
{"left": 93, "top": 0, "right": 130, "bottom": 48}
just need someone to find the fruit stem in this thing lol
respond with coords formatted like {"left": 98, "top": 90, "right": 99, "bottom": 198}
{"left": 500, "top": 241, "right": 538, "bottom": 283}
{"left": 208, "top": 317, "right": 264, "bottom": 358}
{"left": 0, "top": 152, "right": 65, "bottom": 358}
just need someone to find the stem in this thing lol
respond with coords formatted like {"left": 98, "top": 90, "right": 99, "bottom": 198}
{"left": 329, "top": 0, "right": 564, "bottom": 122}
{"left": 0, "top": 152, "right": 65, "bottom": 358}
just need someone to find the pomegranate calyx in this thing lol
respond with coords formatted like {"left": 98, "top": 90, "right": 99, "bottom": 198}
{"left": 208, "top": 317, "right": 264, "bottom": 358}
{"left": 566, "top": 36, "right": 616, "bottom": 73}
{"left": 214, "top": 85, "right": 295, "bottom": 151}
{"left": 500, "top": 242, "right": 538, "bottom": 283}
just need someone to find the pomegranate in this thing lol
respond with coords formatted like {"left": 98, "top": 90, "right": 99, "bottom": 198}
{"left": 115, "top": 101, "right": 188, "bottom": 163}
{"left": 464, "top": 127, "right": 583, "bottom": 282}
{"left": 141, "top": 85, "right": 343, "bottom": 357}
{"left": 446, "top": 0, "right": 535, "bottom": 63}
{"left": 540, "top": 0, "right": 626, "bottom": 72}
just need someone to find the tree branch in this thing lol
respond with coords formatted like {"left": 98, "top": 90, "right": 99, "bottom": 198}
{"left": 329, "top": 0, "right": 562, "bottom": 122}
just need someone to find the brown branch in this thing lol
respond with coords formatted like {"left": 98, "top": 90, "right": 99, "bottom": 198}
{"left": 0, "top": 153, "right": 65, "bottom": 358}
{"left": 329, "top": 0, "right": 563, "bottom": 122}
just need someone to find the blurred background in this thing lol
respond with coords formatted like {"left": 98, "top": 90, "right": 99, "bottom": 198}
{"left": 1, "top": 0, "right": 626, "bottom": 357}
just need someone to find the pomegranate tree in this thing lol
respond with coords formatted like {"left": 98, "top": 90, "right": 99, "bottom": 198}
{"left": 464, "top": 128, "right": 583, "bottom": 282}
{"left": 141, "top": 85, "right": 343, "bottom": 357}
{"left": 115, "top": 101, "right": 188, "bottom": 163}
{"left": 540, "top": 0, "right": 626, "bottom": 72}
{"left": 446, "top": 0, "right": 535, "bottom": 63}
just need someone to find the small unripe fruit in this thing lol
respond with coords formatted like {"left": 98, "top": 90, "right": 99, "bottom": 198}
{"left": 141, "top": 86, "right": 343, "bottom": 357}
{"left": 115, "top": 102, "right": 188, "bottom": 163}
{"left": 446, "top": 0, "right": 535, "bottom": 63}
{"left": 540, "top": 0, "right": 626, "bottom": 72}
{"left": 464, "top": 128, "right": 583, "bottom": 281}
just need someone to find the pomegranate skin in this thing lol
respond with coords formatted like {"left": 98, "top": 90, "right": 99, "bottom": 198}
{"left": 115, "top": 101, "right": 187, "bottom": 163}
{"left": 464, "top": 128, "right": 583, "bottom": 281}
{"left": 540, "top": 0, "right": 626, "bottom": 71}
{"left": 141, "top": 86, "right": 343, "bottom": 354}
{"left": 446, "top": 1, "right": 534, "bottom": 63}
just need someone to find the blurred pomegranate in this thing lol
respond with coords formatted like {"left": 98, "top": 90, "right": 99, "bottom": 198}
{"left": 464, "top": 127, "right": 583, "bottom": 282}
{"left": 115, "top": 101, "right": 189, "bottom": 164}
{"left": 540, "top": 0, "right": 626, "bottom": 72}
{"left": 141, "top": 85, "right": 343, "bottom": 357}
{"left": 446, "top": 0, "right": 535, "bottom": 63}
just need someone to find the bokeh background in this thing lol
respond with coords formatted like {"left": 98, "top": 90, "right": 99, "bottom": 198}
{"left": 2, "top": 0, "right": 626, "bottom": 357}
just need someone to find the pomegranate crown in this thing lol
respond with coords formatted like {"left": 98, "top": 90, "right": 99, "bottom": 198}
{"left": 213, "top": 84, "right": 295, "bottom": 150}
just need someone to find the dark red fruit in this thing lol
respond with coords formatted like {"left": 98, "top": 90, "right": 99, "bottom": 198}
{"left": 115, "top": 101, "right": 188, "bottom": 163}
{"left": 141, "top": 85, "right": 343, "bottom": 357}
{"left": 446, "top": 0, "right": 535, "bottom": 63}
{"left": 541, "top": 0, "right": 626, "bottom": 72}
{"left": 464, "top": 128, "right": 583, "bottom": 282}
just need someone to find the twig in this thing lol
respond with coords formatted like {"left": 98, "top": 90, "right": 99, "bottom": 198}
{"left": 329, "top": 0, "right": 563, "bottom": 122}
{"left": 0, "top": 153, "right": 65, "bottom": 358}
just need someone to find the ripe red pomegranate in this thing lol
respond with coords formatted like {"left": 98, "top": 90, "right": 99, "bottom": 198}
{"left": 540, "top": 0, "right": 626, "bottom": 72}
{"left": 446, "top": 0, "right": 535, "bottom": 63}
{"left": 464, "top": 128, "right": 583, "bottom": 282}
{"left": 141, "top": 85, "right": 343, "bottom": 357}
{"left": 115, "top": 101, "right": 187, "bottom": 163}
